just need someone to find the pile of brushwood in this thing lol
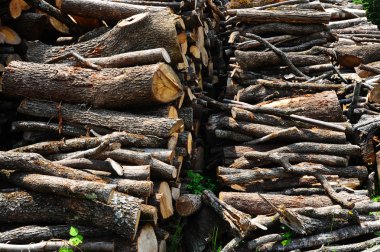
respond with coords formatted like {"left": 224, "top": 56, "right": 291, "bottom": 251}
{"left": 2, "top": 0, "right": 380, "bottom": 251}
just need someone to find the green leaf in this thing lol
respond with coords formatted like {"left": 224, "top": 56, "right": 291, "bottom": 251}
{"left": 69, "top": 226, "right": 79, "bottom": 236}
{"left": 76, "top": 234, "right": 84, "bottom": 241}
{"left": 59, "top": 247, "right": 73, "bottom": 252}
{"left": 69, "top": 237, "right": 83, "bottom": 246}
{"left": 281, "top": 239, "right": 291, "bottom": 246}
{"left": 374, "top": 231, "right": 380, "bottom": 237}
{"left": 282, "top": 232, "right": 292, "bottom": 239}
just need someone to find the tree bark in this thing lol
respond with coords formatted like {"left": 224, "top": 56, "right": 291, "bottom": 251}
{"left": 11, "top": 131, "right": 166, "bottom": 155}
{"left": 227, "top": 10, "right": 331, "bottom": 24}
{"left": 112, "top": 178, "right": 153, "bottom": 198}
{"left": 17, "top": 99, "right": 183, "bottom": 138}
{"left": 242, "top": 23, "right": 328, "bottom": 35}
{"left": 176, "top": 194, "right": 202, "bottom": 216}
{"left": 235, "top": 50, "right": 330, "bottom": 70}
{"left": 219, "top": 192, "right": 365, "bottom": 215}
{"left": 1, "top": 171, "right": 115, "bottom": 203}
{"left": 26, "top": 12, "right": 183, "bottom": 64}
{"left": 0, "top": 225, "right": 108, "bottom": 244}
{"left": 257, "top": 91, "right": 345, "bottom": 122}
{"left": 0, "top": 151, "right": 103, "bottom": 182}
{"left": 0, "top": 191, "right": 140, "bottom": 240}
{"left": 3, "top": 62, "right": 183, "bottom": 108}
{"left": 218, "top": 165, "right": 367, "bottom": 185}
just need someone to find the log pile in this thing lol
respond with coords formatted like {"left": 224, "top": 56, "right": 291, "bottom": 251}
{"left": 190, "top": 0, "right": 380, "bottom": 251}
{"left": 0, "top": 0, "right": 226, "bottom": 249}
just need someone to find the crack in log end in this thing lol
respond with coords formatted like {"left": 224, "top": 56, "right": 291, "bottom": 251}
{"left": 153, "top": 63, "right": 184, "bottom": 104}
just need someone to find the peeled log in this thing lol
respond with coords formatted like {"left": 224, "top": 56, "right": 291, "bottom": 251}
{"left": 17, "top": 99, "right": 183, "bottom": 138}
{"left": 26, "top": 12, "right": 183, "bottom": 64}
{"left": 235, "top": 50, "right": 330, "bottom": 70}
{"left": 258, "top": 91, "right": 345, "bottom": 122}
{"left": 0, "top": 191, "right": 140, "bottom": 240}
{"left": 3, "top": 62, "right": 183, "bottom": 109}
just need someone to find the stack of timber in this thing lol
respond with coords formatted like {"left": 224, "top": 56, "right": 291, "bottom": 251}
{"left": 182, "top": 0, "right": 380, "bottom": 251}
{"left": 0, "top": 0, "right": 226, "bottom": 249}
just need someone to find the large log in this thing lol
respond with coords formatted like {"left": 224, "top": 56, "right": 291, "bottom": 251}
{"left": 3, "top": 62, "right": 183, "bottom": 108}
{"left": 257, "top": 91, "right": 345, "bottom": 122}
{"left": 61, "top": 0, "right": 165, "bottom": 22}
{"left": 219, "top": 192, "right": 366, "bottom": 215}
{"left": 227, "top": 10, "right": 331, "bottom": 24}
{"left": 1, "top": 171, "right": 115, "bottom": 203}
{"left": 235, "top": 50, "right": 330, "bottom": 70}
{"left": 17, "top": 99, "right": 183, "bottom": 138}
{"left": 0, "top": 152, "right": 103, "bottom": 182}
{"left": 0, "top": 191, "right": 140, "bottom": 240}
{"left": 11, "top": 131, "right": 166, "bottom": 154}
{"left": 26, "top": 12, "right": 183, "bottom": 64}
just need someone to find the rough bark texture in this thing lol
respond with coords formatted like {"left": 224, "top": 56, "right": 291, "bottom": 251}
{"left": 176, "top": 194, "right": 202, "bottom": 216}
{"left": 113, "top": 178, "right": 153, "bottom": 198}
{"left": 258, "top": 91, "right": 345, "bottom": 122}
{"left": 17, "top": 99, "right": 183, "bottom": 138}
{"left": 3, "top": 62, "right": 183, "bottom": 108}
{"left": 2, "top": 171, "right": 115, "bottom": 203}
{"left": 26, "top": 12, "right": 183, "bottom": 64}
{"left": 0, "top": 151, "right": 103, "bottom": 182}
{"left": 61, "top": 0, "right": 165, "bottom": 22}
{"left": 0, "top": 225, "right": 108, "bottom": 244}
{"left": 235, "top": 50, "right": 330, "bottom": 70}
{"left": 11, "top": 131, "right": 166, "bottom": 154}
{"left": 0, "top": 191, "right": 140, "bottom": 240}
{"left": 228, "top": 10, "right": 331, "bottom": 24}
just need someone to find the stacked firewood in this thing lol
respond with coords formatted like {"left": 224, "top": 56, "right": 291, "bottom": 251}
{"left": 0, "top": 0, "right": 227, "bottom": 250}
{"left": 182, "top": 0, "right": 380, "bottom": 251}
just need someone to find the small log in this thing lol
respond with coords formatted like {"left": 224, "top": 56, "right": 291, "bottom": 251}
{"left": 116, "top": 224, "right": 158, "bottom": 252}
{"left": 17, "top": 99, "right": 183, "bottom": 138}
{"left": 271, "top": 142, "right": 361, "bottom": 156}
{"left": 176, "top": 194, "right": 202, "bottom": 216}
{"left": 0, "top": 241, "right": 113, "bottom": 252}
{"left": 178, "top": 107, "right": 194, "bottom": 130}
{"left": 259, "top": 220, "right": 380, "bottom": 252}
{"left": 0, "top": 151, "right": 103, "bottom": 182}
{"left": 3, "top": 62, "right": 183, "bottom": 108}
{"left": 54, "top": 158, "right": 118, "bottom": 175}
{"left": 0, "top": 191, "right": 140, "bottom": 240}
{"left": 0, "top": 225, "right": 108, "bottom": 244}
{"left": 307, "top": 237, "right": 380, "bottom": 252}
{"left": 61, "top": 48, "right": 171, "bottom": 68}
{"left": 227, "top": 10, "right": 331, "bottom": 24}
{"left": 1, "top": 171, "right": 115, "bottom": 203}
{"left": 219, "top": 192, "right": 366, "bottom": 215}
{"left": 243, "top": 23, "right": 328, "bottom": 35}
{"left": 61, "top": 0, "right": 164, "bottom": 22}
{"left": 136, "top": 105, "right": 178, "bottom": 119}
{"left": 11, "top": 121, "right": 88, "bottom": 137}
{"left": 218, "top": 165, "right": 368, "bottom": 184}
{"left": 219, "top": 117, "right": 346, "bottom": 144}
{"left": 130, "top": 148, "right": 174, "bottom": 164}
{"left": 248, "top": 234, "right": 283, "bottom": 251}
{"left": 112, "top": 178, "right": 153, "bottom": 198}
{"left": 122, "top": 165, "right": 150, "bottom": 180}
{"left": 26, "top": 12, "right": 183, "bottom": 64}
{"left": 235, "top": 50, "right": 330, "bottom": 70}
{"left": 8, "top": 13, "right": 48, "bottom": 41}
{"left": 177, "top": 131, "right": 192, "bottom": 155}
{"left": 11, "top": 131, "right": 166, "bottom": 155}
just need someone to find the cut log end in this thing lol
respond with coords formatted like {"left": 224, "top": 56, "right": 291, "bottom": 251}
{"left": 153, "top": 63, "right": 184, "bottom": 104}
{"left": 117, "top": 13, "right": 147, "bottom": 28}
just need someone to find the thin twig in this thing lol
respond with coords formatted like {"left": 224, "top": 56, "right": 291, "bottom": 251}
{"left": 45, "top": 51, "right": 101, "bottom": 70}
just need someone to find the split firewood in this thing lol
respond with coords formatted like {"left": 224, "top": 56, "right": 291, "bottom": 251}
{"left": 115, "top": 224, "right": 158, "bottom": 252}
{"left": 0, "top": 191, "right": 141, "bottom": 240}
{"left": 17, "top": 99, "right": 184, "bottom": 138}
{"left": 149, "top": 181, "right": 174, "bottom": 219}
{"left": 26, "top": 12, "right": 184, "bottom": 64}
